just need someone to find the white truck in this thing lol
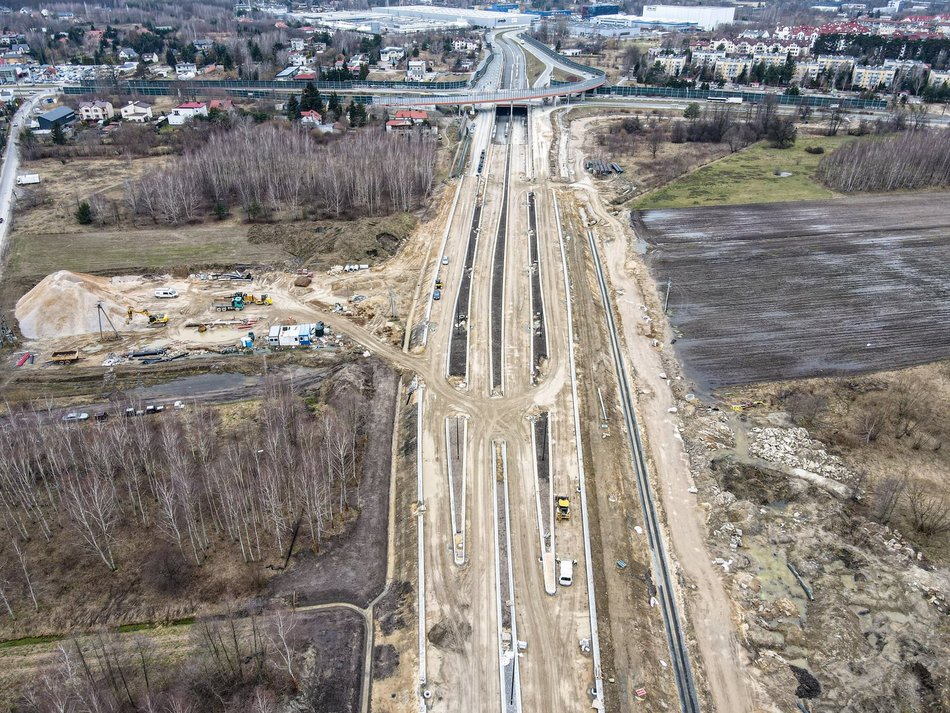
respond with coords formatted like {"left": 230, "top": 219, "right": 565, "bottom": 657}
{"left": 16, "top": 174, "right": 40, "bottom": 186}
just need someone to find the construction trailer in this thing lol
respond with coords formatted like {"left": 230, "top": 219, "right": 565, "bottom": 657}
{"left": 267, "top": 322, "right": 325, "bottom": 347}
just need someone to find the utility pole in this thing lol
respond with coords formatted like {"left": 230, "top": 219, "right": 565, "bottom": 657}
{"left": 664, "top": 278, "right": 672, "bottom": 313}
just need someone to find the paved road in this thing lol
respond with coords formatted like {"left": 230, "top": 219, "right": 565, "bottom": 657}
{"left": 0, "top": 90, "right": 56, "bottom": 281}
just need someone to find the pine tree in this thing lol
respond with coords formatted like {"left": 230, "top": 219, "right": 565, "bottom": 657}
{"left": 328, "top": 92, "right": 341, "bottom": 120}
{"left": 286, "top": 95, "right": 299, "bottom": 121}
{"left": 76, "top": 201, "right": 93, "bottom": 224}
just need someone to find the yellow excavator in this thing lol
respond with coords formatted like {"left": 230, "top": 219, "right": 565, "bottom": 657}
{"left": 127, "top": 307, "right": 169, "bottom": 327}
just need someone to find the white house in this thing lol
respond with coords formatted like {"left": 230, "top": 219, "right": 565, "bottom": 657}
{"left": 78, "top": 100, "right": 114, "bottom": 121}
{"left": 142, "top": 51, "right": 160, "bottom": 63}
{"left": 288, "top": 51, "right": 308, "bottom": 66}
{"left": 380, "top": 46, "right": 405, "bottom": 64}
{"left": 452, "top": 38, "right": 479, "bottom": 52}
{"left": 175, "top": 62, "right": 197, "bottom": 79}
{"left": 300, "top": 109, "right": 322, "bottom": 125}
{"left": 406, "top": 59, "right": 426, "bottom": 81}
{"left": 289, "top": 37, "right": 306, "bottom": 51}
{"left": 118, "top": 47, "right": 138, "bottom": 61}
{"left": 168, "top": 101, "right": 208, "bottom": 125}
{"left": 120, "top": 100, "right": 152, "bottom": 122}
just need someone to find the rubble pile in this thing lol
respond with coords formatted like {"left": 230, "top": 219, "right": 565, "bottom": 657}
{"left": 749, "top": 427, "right": 854, "bottom": 482}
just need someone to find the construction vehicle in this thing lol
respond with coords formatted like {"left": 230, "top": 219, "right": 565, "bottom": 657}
{"left": 213, "top": 295, "right": 245, "bottom": 312}
{"left": 238, "top": 292, "right": 273, "bottom": 306}
{"left": 730, "top": 400, "right": 766, "bottom": 412}
{"left": 556, "top": 495, "right": 571, "bottom": 521}
{"left": 126, "top": 308, "right": 169, "bottom": 326}
{"left": 50, "top": 350, "right": 80, "bottom": 364}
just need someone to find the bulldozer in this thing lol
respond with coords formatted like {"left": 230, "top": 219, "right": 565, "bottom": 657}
{"left": 127, "top": 308, "right": 169, "bottom": 327}
{"left": 555, "top": 495, "right": 571, "bottom": 521}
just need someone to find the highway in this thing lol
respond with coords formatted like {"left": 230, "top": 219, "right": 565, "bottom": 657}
{"left": 0, "top": 90, "right": 55, "bottom": 282}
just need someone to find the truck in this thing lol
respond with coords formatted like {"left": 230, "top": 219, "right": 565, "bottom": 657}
{"left": 555, "top": 496, "right": 571, "bottom": 521}
{"left": 16, "top": 174, "right": 40, "bottom": 186}
{"left": 213, "top": 295, "right": 245, "bottom": 311}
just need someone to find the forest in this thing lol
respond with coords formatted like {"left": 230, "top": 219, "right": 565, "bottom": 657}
{"left": 124, "top": 122, "right": 437, "bottom": 224}
{"left": 0, "top": 378, "right": 367, "bottom": 622}
{"left": 817, "top": 128, "right": 950, "bottom": 192}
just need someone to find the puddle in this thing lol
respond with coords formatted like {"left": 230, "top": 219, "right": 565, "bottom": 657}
{"left": 744, "top": 542, "right": 809, "bottom": 607}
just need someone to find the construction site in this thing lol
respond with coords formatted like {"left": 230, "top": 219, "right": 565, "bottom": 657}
{"left": 1, "top": 77, "right": 949, "bottom": 713}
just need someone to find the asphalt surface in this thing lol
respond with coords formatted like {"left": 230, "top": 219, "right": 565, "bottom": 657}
{"left": 0, "top": 90, "right": 56, "bottom": 281}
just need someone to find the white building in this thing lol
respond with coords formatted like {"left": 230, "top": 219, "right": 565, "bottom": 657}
{"left": 78, "top": 100, "right": 114, "bottom": 121}
{"left": 120, "top": 100, "right": 152, "bottom": 122}
{"left": 175, "top": 62, "right": 197, "bottom": 79}
{"left": 168, "top": 101, "right": 208, "bottom": 125}
{"left": 929, "top": 69, "right": 950, "bottom": 87}
{"left": 642, "top": 4, "right": 736, "bottom": 31}
{"left": 371, "top": 5, "right": 535, "bottom": 28}
{"left": 380, "top": 46, "right": 405, "bottom": 64}
{"left": 406, "top": 59, "right": 426, "bottom": 81}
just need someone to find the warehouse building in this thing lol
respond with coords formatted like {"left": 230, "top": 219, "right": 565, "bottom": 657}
{"left": 642, "top": 4, "right": 736, "bottom": 30}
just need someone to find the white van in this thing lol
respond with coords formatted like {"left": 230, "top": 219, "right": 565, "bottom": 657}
{"left": 154, "top": 288, "right": 178, "bottom": 299}
{"left": 558, "top": 559, "right": 575, "bottom": 587}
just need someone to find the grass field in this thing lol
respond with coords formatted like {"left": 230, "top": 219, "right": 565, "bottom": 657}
{"left": 5, "top": 225, "right": 288, "bottom": 280}
{"left": 524, "top": 49, "right": 545, "bottom": 86}
{"left": 632, "top": 134, "right": 853, "bottom": 210}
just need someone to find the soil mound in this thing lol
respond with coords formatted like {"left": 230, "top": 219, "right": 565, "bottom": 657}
{"left": 15, "top": 270, "right": 129, "bottom": 340}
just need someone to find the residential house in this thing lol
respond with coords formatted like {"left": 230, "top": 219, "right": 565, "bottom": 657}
{"left": 193, "top": 39, "right": 214, "bottom": 51}
{"left": 452, "top": 38, "right": 479, "bottom": 52}
{"left": 120, "top": 100, "right": 152, "bottom": 122}
{"left": 312, "top": 42, "right": 328, "bottom": 54}
{"left": 209, "top": 99, "right": 234, "bottom": 112}
{"left": 168, "top": 101, "right": 208, "bottom": 125}
{"left": 380, "top": 46, "right": 405, "bottom": 64}
{"left": 116, "top": 61, "right": 138, "bottom": 76}
{"left": 37, "top": 105, "right": 76, "bottom": 130}
{"left": 289, "top": 37, "right": 306, "bottom": 51}
{"left": 386, "top": 118, "right": 414, "bottom": 132}
{"left": 406, "top": 59, "right": 426, "bottom": 81}
{"left": 288, "top": 51, "right": 308, "bottom": 66}
{"left": 175, "top": 62, "right": 197, "bottom": 79}
{"left": 118, "top": 47, "right": 139, "bottom": 61}
{"left": 142, "top": 51, "right": 160, "bottom": 63}
{"left": 395, "top": 109, "right": 427, "bottom": 123}
{"left": 9, "top": 42, "right": 29, "bottom": 55}
{"left": 300, "top": 109, "right": 322, "bottom": 125}
{"left": 347, "top": 53, "right": 369, "bottom": 75}
{"left": 78, "top": 100, "right": 114, "bottom": 121}
{"left": 561, "top": 48, "right": 583, "bottom": 56}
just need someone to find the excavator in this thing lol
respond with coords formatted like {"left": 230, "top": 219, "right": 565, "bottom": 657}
{"left": 127, "top": 307, "right": 169, "bottom": 327}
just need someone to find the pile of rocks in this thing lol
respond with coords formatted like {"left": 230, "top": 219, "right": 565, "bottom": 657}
{"left": 749, "top": 427, "right": 853, "bottom": 483}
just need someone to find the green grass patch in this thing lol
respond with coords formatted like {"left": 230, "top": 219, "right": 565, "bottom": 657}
{"left": 0, "top": 634, "right": 66, "bottom": 649}
{"left": 632, "top": 135, "right": 853, "bottom": 210}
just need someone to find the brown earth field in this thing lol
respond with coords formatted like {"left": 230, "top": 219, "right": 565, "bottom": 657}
{"left": 634, "top": 192, "right": 950, "bottom": 391}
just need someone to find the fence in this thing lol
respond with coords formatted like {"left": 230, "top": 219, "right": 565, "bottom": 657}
{"left": 595, "top": 85, "right": 887, "bottom": 109}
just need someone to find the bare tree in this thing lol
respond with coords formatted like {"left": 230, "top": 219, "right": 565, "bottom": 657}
{"left": 906, "top": 479, "right": 950, "bottom": 537}
{"left": 870, "top": 475, "right": 905, "bottom": 526}
{"left": 265, "top": 609, "right": 299, "bottom": 686}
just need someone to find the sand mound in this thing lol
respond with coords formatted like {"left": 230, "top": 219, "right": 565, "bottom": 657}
{"left": 15, "top": 271, "right": 130, "bottom": 340}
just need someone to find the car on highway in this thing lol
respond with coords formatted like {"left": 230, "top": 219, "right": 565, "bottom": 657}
{"left": 62, "top": 412, "right": 89, "bottom": 422}
{"left": 433, "top": 288, "right": 442, "bottom": 301}
{"left": 442, "top": 256, "right": 449, "bottom": 265}
{"left": 558, "top": 558, "right": 575, "bottom": 587}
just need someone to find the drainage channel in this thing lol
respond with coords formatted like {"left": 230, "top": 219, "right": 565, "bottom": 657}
{"left": 527, "top": 191, "right": 548, "bottom": 383}
{"left": 444, "top": 415, "right": 468, "bottom": 566}
{"left": 489, "top": 117, "right": 513, "bottom": 394}
{"left": 531, "top": 411, "right": 557, "bottom": 595}
{"left": 491, "top": 440, "right": 523, "bottom": 713}
{"left": 446, "top": 161, "right": 489, "bottom": 382}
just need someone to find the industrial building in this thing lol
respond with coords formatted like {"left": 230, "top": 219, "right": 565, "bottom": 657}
{"left": 642, "top": 4, "right": 736, "bottom": 30}
{"left": 581, "top": 3, "right": 621, "bottom": 18}
{"left": 36, "top": 105, "right": 76, "bottom": 130}
{"left": 371, "top": 5, "right": 536, "bottom": 28}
